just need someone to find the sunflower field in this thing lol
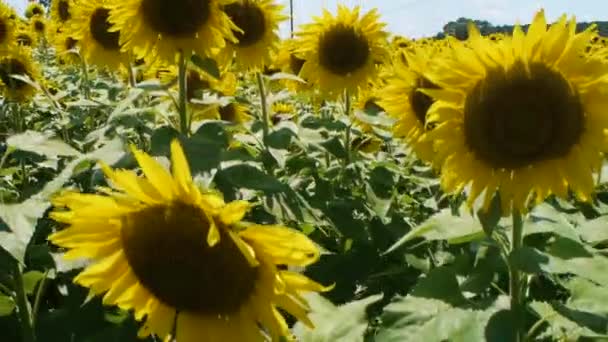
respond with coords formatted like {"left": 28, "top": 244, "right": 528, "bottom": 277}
{"left": 1, "top": 0, "right": 608, "bottom": 341}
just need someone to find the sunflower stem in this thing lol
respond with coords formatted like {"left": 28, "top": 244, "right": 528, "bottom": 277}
{"left": 344, "top": 91, "right": 352, "bottom": 164}
{"left": 509, "top": 210, "right": 525, "bottom": 342}
{"left": 127, "top": 62, "right": 137, "bottom": 88}
{"left": 13, "top": 263, "right": 36, "bottom": 342}
{"left": 79, "top": 55, "right": 91, "bottom": 100}
{"left": 256, "top": 72, "right": 270, "bottom": 149}
{"left": 178, "top": 51, "right": 190, "bottom": 135}
{"left": 31, "top": 269, "right": 49, "bottom": 329}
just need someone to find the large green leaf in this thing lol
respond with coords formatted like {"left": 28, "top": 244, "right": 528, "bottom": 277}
{"left": 530, "top": 301, "right": 608, "bottom": 340}
{"left": 564, "top": 278, "right": 608, "bottom": 315}
{"left": 7, "top": 131, "right": 81, "bottom": 158}
{"left": 385, "top": 207, "right": 484, "bottom": 254}
{"left": 0, "top": 198, "right": 48, "bottom": 262}
{"left": 0, "top": 295, "right": 15, "bottom": 316}
{"left": 577, "top": 215, "right": 608, "bottom": 245}
{"left": 292, "top": 293, "right": 382, "bottom": 342}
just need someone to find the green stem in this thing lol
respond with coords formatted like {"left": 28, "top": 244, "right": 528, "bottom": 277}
{"left": 509, "top": 210, "right": 525, "bottom": 342}
{"left": 177, "top": 51, "right": 189, "bottom": 135}
{"left": 13, "top": 264, "right": 35, "bottom": 342}
{"left": 127, "top": 62, "right": 136, "bottom": 88}
{"left": 79, "top": 55, "right": 91, "bottom": 100}
{"left": 31, "top": 270, "right": 49, "bottom": 329}
{"left": 343, "top": 91, "right": 352, "bottom": 164}
{"left": 256, "top": 72, "right": 270, "bottom": 148}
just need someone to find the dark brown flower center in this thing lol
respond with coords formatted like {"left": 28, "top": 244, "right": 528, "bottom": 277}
{"left": 289, "top": 54, "right": 305, "bottom": 75}
{"left": 0, "top": 58, "right": 30, "bottom": 90}
{"left": 410, "top": 77, "right": 439, "bottom": 126}
{"left": 33, "top": 20, "right": 45, "bottom": 33}
{"left": 318, "top": 24, "right": 369, "bottom": 75}
{"left": 186, "top": 70, "right": 210, "bottom": 100}
{"left": 16, "top": 33, "right": 32, "bottom": 47}
{"left": 464, "top": 61, "right": 584, "bottom": 169}
{"left": 121, "top": 201, "right": 258, "bottom": 315}
{"left": 363, "top": 97, "right": 384, "bottom": 114}
{"left": 58, "top": 0, "right": 71, "bottom": 22}
{"left": 223, "top": 2, "right": 266, "bottom": 47}
{"left": 141, "top": 0, "right": 211, "bottom": 37}
{"left": 0, "top": 20, "right": 6, "bottom": 44}
{"left": 89, "top": 8, "right": 120, "bottom": 50}
{"left": 65, "top": 37, "right": 78, "bottom": 50}
{"left": 31, "top": 7, "right": 43, "bottom": 16}
{"left": 220, "top": 103, "right": 237, "bottom": 122}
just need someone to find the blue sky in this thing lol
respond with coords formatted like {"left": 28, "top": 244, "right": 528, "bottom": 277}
{"left": 6, "top": 0, "right": 608, "bottom": 38}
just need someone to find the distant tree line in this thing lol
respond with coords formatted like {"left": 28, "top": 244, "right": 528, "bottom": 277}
{"left": 437, "top": 17, "right": 608, "bottom": 40}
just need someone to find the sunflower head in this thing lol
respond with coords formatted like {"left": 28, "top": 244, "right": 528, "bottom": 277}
{"left": 295, "top": 5, "right": 389, "bottom": 98}
{"left": 0, "top": 45, "right": 41, "bottom": 102}
{"left": 30, "top": 15, "right": 46, "bottom": 36}
{"left": 219, "top": 0, "right": 287, "bottom": 70}
{"left": 52, "top": 29, "right": 79, "bottom": 65}
{"left": 0, "top": 3, "right": 15, "bottom": 48}
{"left": 49, "top": 140, "right": 330, "bottom": 341}
{"left": 25, "top": 2, "right": 45, "bottom": 19}
{"left": 51, "top": 0, "right": 72, "bottom": 23}
{"left": 422, "top": 10, "right": 608, "bottom": 214}
{"left": 68, "top": 0, "right": 126, "bottom": 69}
{"left": 108, "top": 0, "right": 238, "bottom": 63}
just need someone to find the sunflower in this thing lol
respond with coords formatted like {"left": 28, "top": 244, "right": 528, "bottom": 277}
{"left": 219, "top": 0, "right": 286, "bottom": 70}
{"left": 52, "top": 29, "right": 79, "bottom": 65}
{"left": 379, "top": 45, "right": 442, "bottom": 163}
{"left": 15, "top": 27, "right": 35, "bottom": 47}
{"left": 30, "top": 14, "right": 47, "bottom": 38}
{"left": 0, "top": 2, "right": 15, "bottom": 50}
{"left": 51, "top": 0, "right": 72, "bottom": 24}
{"left": 68, "top": 0, "right": 126, "bottom": 69}
{"left": 49, "top": 140, "right": 328, "bottom": 341}
{"left": 354, "top": 84, "right": 385, "bottom": 134}
{"left": 423, "top": 10, "right": 608, "bottom": 214}
{"left": 108, "top": 0, "right": 238, "bottom": 63}
{"left": 25, "top": 2, "right": 45, "bottom": 19}
{"left": 295, "top": 5, "right": 388, "bottom": 97}
{"left": 0, "top": 45, "right": 41, "bottom": 102}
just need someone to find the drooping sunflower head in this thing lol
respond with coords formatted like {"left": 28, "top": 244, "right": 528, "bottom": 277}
{"left": 0, "top": 2, "right": 15, "bottom": 48}
{"left": 29, "top": 14, "right": 46, "bottom": 37}
{"left": 51, "top": 0, "right": 72, "bottom": 24}
{"left": 354, "top": 84, "right": 385, "bottom": 134}
{"left": 15, "top": 27, "right": 35, "bottom": 47}
{"left": 68, "top": 0, "right": 126, "bottom": 70}
{"left": 220, "top": 0, "right": 287, "bottom": 70}
{"left": 52, "top": 29, "right": 79, "bottom": 65}
{"left": 108, "top": 0, "right": 238, "bottom": 63}
{"left": 25, "top": 2, "right": 45, "bottom": 19}
{"left": 423, "top": 10, "right": 608, "bottom": 214}
{"left": 379, "top": 45, "right": 442, "bottom": 163}
{"left": 0, "top": 45, "right": 41, "bottom": 102}
{"left": 272, "top": 38, "right": 309, "bottom": 91}
{"left": 49, "top": 140, "right": 329, "bottom": 341}
{"left": 295, "top": 5, "right": 389, "bottom": 98}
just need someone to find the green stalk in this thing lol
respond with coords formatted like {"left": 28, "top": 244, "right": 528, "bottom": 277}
{"left": 79, "top": 55, "right": 91, "bottom": 99}
{"left": 509, "top": 210, "right": 525, "bottom": 342}
{"left": 13, "top": 264, "right": 35, "bottom": 342}
{"left": 31, "top": 270, "right": 49, "bottom": 329}
{"left": 343, "top": 91, "right": 352, "bottom": 164}
{"left": 177, "top": 51, "right": 189, "bottom": 135}
{"left": 256, "top": 72, "right": 270, "bottom": 148}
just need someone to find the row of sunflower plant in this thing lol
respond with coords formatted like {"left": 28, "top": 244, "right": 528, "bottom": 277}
{"left": 1, "top": 0, "right": 608, "bottom": 341}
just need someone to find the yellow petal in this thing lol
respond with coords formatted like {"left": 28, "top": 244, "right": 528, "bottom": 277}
{"left": 170, "top": 139, "right": 193, "bottom": 198}
{"left": 219, "top": 200, "right": 251, "bottom": 225}
{"left": 131, "top": 145, "right": 175, "bottom": 200}
{"left": 239, "top": 225, "right": 320, "bottom": 266}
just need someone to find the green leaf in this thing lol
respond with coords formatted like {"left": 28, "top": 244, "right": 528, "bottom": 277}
{"left": 510, "top": 245, "right": 608, "bottom": 286}
{"left": 577, "top": 215, "right": 608, "bottom": 245}
{"left": 23, "top": 270, "right": 45, "bottom": 295}
{"left": 353, "top": 109, "right": 395, "bottom": 127}
{"left": 320, "top": 136, "right": 348, "bottom": 159}
{"left": 267, "top": 72, "right": 306, "bottom": 83}
{"left": 0, "top": 198, "right": 49, "bottom": 262}
{"left": 292, "top": 293, "right": 382, "bottom": 342}
{"left": 377, "top": 296, "right": 507, "bottom": 342}
{"left": 564, "top": 278, "right": 608, "bottom": 315}
{"left": 530, "top": 301, "right": 607, "bottom": 340}
{"left": 525, "top": 203, "right": 580, "bottom": 241}
{"left": 410, "top": 266, "right": 467, "bottom": 306}
{"left": 190, "top": 54, "right": 220, "bottom": 79}
{"left": 384, "top": 207, "right": 484, "bottom": 254}
{"left": 0, "top": 295, "right": 15, "bottom": 316}
{"left": 7, "top": 131, "right": 81, "bottom": 158}
{"left": 216, "top": 164, "right": 286, "bottom": 194}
